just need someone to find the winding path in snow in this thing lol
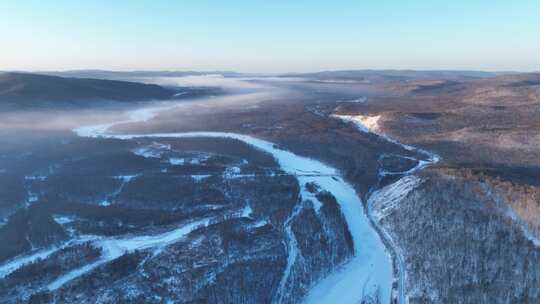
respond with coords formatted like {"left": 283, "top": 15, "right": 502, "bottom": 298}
{"left": 47, "top": 218, "right": 211, "bottom": 290}
{"left": 334, "top": 114, "right": 440, "bottom": 304}
{"left": 73, "top": 105, "right": 394, "bottom": 304}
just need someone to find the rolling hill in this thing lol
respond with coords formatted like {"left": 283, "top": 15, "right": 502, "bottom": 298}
{"left": 0, "top": 72, "right": 179, "bottom": 109}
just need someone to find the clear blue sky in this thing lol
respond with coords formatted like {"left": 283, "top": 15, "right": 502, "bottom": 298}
{"left": 1, "top": 1, "right": 539, "bottom": 72}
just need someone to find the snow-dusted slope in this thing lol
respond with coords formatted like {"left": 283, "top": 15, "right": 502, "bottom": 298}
{"left": 333, "top": 114, "right": 440, "bottom": 167}
{"left": 334, "top": 114, "right": 441, "bottom": 304}
{"left": 367, "top": 176, "right": 425, "bottom": 304}
{"left": 73, "top": 106, "right": 393, "bottom": 304}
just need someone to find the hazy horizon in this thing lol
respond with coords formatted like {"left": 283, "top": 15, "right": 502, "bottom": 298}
{"left": 0, "top": 68, "right": 534, "bottom": 75}
{"left": 1, "top": 1, "right": 540, "bottom": 73}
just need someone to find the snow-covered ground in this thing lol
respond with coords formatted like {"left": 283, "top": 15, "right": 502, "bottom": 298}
{"left": 191, "top": 174, "right": 211, "bottom": 182}
{"left": 334, "top": 113, "right": 441, "bottom": 304}
{"left": 47, "top": 218, "right": 211, "bottom": 290}
{"left": 72, "top": 105, "right": 394, "bottom": 304}
{"left": 275, "top": 200, "right": 304, "bottom": 303}
{"left": 334, "top": 114, "right": 440, "bottom": 172}
{"left": 0, "top": 235, "right": 97, "bottom": 279}
{"left": 100, "top": 174, "right": 140, "bottom": 207}
{"left": 367, "top": 179, "right": 422, "bottom": 304}
{"left": 0, "top": 246, "right": 65, "bottom": 279}
{"left": 0, "top": 177, "right": 211, "bottom": 290}
{"left": 132, "top": 142, "right": 171, "bottom": 158}
{"left": 369, "top": 176, "right": 424, "bottom": 221}
{"left": 337, "top": 96, "right": 368, "bottom": 103}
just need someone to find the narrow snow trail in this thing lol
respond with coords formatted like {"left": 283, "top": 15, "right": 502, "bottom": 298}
{"left": 0, "top": 235, "right": 98, "bottom": 279}
{"left": 72, "top": 106, "right": 393, "bottom": 304}
{"left": 275, "top": 202, "right": 304, "bottom": 303}
{"left": 0, "top": 247, "right": 64, "bottom": 279}
{"left": 47, "top": 218, "right": 210, "bottom": 290}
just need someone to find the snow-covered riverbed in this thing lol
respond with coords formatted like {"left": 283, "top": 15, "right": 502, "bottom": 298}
{"left": 72, "top": 106, "right": 393, "bottom": 303}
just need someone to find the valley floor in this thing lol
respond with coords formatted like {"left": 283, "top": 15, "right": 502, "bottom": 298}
{"left": 1, "top": 73, "right": 540, "bottom": 303}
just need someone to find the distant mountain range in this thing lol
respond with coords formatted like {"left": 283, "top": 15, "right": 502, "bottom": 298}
{"left": 4, "top": 69, "right": 519, "bottom": 82}
{"left": 0, "top": 72, "right": 180, "bottom": 110}
{"left": 281, "top": 69, "right": 513, "bottom": 82}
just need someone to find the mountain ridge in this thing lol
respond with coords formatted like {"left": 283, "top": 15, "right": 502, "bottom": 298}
{"left": 0, "top": 72, "right": 179, "bottom": 109}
